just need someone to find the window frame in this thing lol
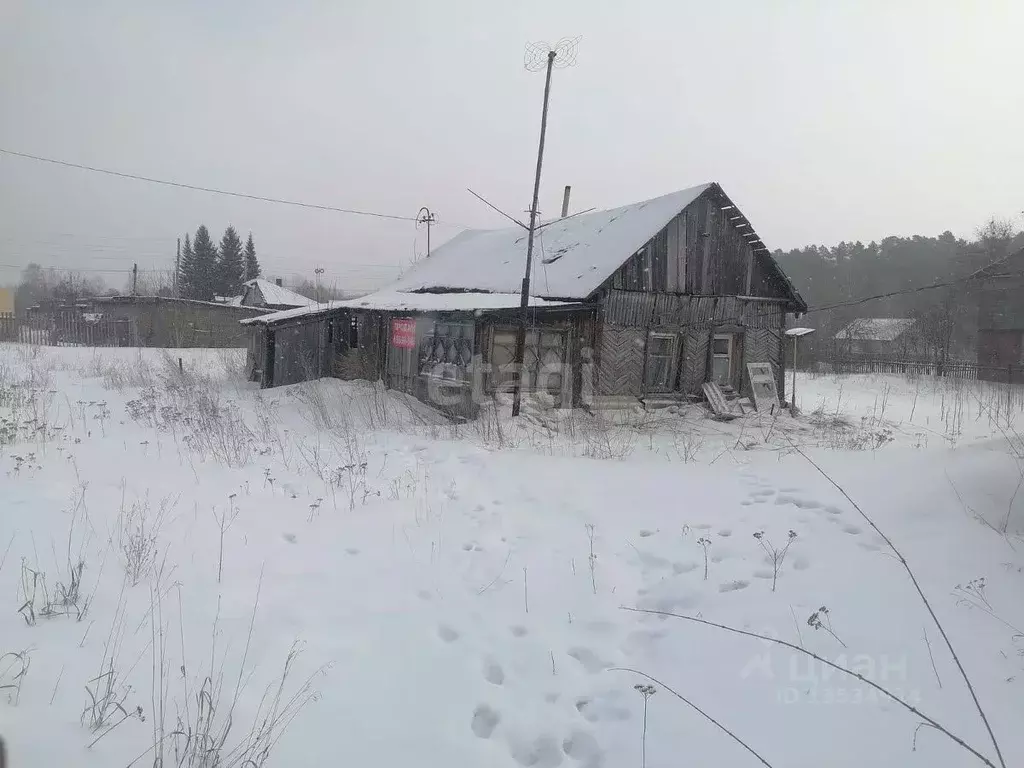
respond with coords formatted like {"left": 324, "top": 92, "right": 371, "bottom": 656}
{"left": 711, "top": 333, "right": 734, "bottom": 387}
{"left": 488, "top": 326, "right": 567, "bottom": 395}
{"left": 419, "top": 320, "right": 473, "bottom": 382}
{"left": 645, "top": 332, "right": 679, "bottom": 393}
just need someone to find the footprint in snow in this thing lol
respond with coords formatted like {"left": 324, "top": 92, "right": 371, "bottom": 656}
{"left": 575, "top": 693, "right": 631, "bottom": 723}
{"left": 672, "top": 561, "right": 700, "bottom": 574}
{"left": 437, "top": 625, "right": 460, "bottom": 643}
{"left": 508, "top": 733, "right": 563, "bottom": 768}
{"left": 792, "top": 556, "right": 811, "bottom": 571}
{"left": 717, "top": 529, "right": 732, "bottom": 537}
{"left": 483, "top": 659, "right": 505, "bottom": 686}
{"left": 646, "top": 593, "right": 699, "bottom": 614}
{"left": 775, "top": 494, "right": 821, "bottom": 510}
{"left": 282, "top": 533, "right": 297, "bottom": 544}
{"left": 638, "top": 529, "right": 655, "bottom": 538}
{"left": 567, "top": 647, "right": 612, "bottom": 674}
{"left": 510, "top": 625, "right": 528, "bottom": 637}
{"left": 719, "top": 579, "right": 749, "bottom": 593}
{"left": 471, "top": 704, "right": 500, "bottom": 738}
{"left": 841, "top": 524, "right": 862, "bottom": 535}
{"left": 345, "top": 547, "right": 360, "bottom": 555}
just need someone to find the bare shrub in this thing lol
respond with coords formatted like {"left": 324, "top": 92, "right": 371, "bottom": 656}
{"left": 806, "top": 605, "right": 846, "bottom": 647}
{"left": 753, "top": 529, "right": 797, "bottom": 592}
{"left": 212, "top": 496, "right": 240, "bottom": 583}
{"left": 83, "top": 580, "right": 135, "bottom": 737}
{"left": 18, "top": 557, "right": 88, "bottom": 624}
{"left": 293, "top": 378, "right": 334, "bottom": 431}
{"left": 807, "top": 407, "right": 893, "bottom": 451}
{"left": 98, "top": 353, "right": 156, "bottom": 391}
{"left": 0, "top": 649, "right": 31, "bottom": 705}
{"left": 161, "top": 575, "right": 324, "bottom": 768}
{"left": 119, "top": 493, "right": 174, "bottom": 587}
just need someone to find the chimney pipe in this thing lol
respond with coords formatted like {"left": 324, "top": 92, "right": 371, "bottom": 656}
{"left": 275, "top": 278, "right": 282, "bottom": 287}
{"left": 561, "top": 185, "right": 571, "bottom": 218}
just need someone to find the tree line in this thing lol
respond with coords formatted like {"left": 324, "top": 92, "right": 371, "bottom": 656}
{"left": 176, "top": 225, "right": 261, "bottom": 301}
{"left": 774, "top": 217, "right": 1024, "bottom": 363}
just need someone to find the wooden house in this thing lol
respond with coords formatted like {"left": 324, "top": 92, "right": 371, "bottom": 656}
{"left": 240, "top": 278, "right": 314, "bottom": 311}
{"left": 833, "top": 318, "right": 919, "bottom": 358}
{"left": 242, "top": 182, "right": 806, "bottom": 416}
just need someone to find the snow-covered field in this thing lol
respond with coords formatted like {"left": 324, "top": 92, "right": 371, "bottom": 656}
{"left": 1, "top": 343, "right": 1022, "bottom": 768}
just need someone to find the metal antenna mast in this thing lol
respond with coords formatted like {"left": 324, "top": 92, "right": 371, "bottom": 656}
{"left": 416, "top": 207, "right": 437, "bottom": 259}
{"left": 512, "top": 36, "right": 580, "bottom": 417}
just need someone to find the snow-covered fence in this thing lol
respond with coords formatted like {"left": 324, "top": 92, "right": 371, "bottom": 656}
{"left": 0, "top": 313, "right": 138, "bottom": 347}
{"left": 833, "top": 357, "right": 1020, "bottom": 383}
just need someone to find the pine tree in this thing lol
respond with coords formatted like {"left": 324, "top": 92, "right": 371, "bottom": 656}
{"left": 217, "top": 225, "right": 245, "bottom": 297}
{"left": 177, "top": 233, "right": 195, "bottom": 298}
{"left": 244, "top": 232, "right": 261, "bottom": 281}
{"left": 190, "top": 225, "right": 219, "bottom": 301}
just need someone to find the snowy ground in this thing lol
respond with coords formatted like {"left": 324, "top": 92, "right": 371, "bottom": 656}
{"left": 1, "top": 344, "right": 1022, "bottom": 768}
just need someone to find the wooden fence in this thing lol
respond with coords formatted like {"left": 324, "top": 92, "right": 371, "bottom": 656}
{"left": 0, "top": 313, "right": 139, "bottom": 347}
{"left": 831, "top": 357, "right": 1020, "bottom": 384}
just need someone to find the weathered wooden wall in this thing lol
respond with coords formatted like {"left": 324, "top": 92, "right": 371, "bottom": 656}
{"left": 272, "top": 317, "right": 331, "bottom": 387}
{"left": 606, "top": 187, "right": 794, "bottom": 304}
{"left": 595, "top": 290, "right": 786, "bottom": 400}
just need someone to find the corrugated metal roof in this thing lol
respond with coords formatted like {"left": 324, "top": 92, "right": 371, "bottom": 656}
{"left": 834, "top": 318, "right": 916, "bottom": 341}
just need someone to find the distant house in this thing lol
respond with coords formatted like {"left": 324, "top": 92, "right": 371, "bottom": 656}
{"left": 834, "top": 318, "right": 918, "bottom": 357}
{"left": 971, "top": 246, "right": 1024, "bottom": 381}
{"left": 89, "top": 296, "right": 270, "bottom": 347}
{"left": 241, "top": 182, "right": 806, "bottom": 416}
{"left": 240, "top": 279, "right": 314, "bottom": 311}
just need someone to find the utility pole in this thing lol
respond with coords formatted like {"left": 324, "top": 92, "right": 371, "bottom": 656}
{"left": 416, "top": 207, "right": 436, "bottom": 259}
{"left": 314, "top": 267, "right": 325, "bottom": 304}
{"left": 132, "top": 263, "right": 138, "bottom": 296}
{"left": 512, "top": 38, "right": 579, "bottom": 417}
{"left": 174, "top": 237, "right": 180, "bottom": 297}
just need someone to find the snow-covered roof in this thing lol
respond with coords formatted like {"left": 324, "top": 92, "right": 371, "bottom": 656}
{"left": 834, "top": 318, "right": 917, "bottom": 341}
{"left": 245, "top": 279, "right": 313, "bottom": 308}
{"left": 389, "top": 185, "right": 713, "bottom": 299}
{"left": 241, "top": 291, "right": 577, "bottom": 326}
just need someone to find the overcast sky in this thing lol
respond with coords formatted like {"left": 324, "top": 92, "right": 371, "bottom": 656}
{"left": 2, "top": 1, "right": 1022, "bottom": 292}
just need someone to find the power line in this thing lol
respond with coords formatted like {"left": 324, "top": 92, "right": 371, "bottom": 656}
{"left": 0, "top": 147, "right": 433, "bottom": 224}
{"left": 802, "top": 268, "right": 1011, "bottom": 315}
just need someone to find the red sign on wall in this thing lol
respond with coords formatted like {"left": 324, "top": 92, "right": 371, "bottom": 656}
{"left": 391, "top": 317, "right": 417, "bottom": 349}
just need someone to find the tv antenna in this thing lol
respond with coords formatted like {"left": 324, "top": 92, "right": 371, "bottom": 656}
{"left": 512, "top": 36, "right": 580, "bottom": 417}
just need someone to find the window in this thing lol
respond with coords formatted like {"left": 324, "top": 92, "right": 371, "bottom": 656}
{"left": 712, "top": 334, "right": 733, "bottom": 387}
{"left": 489, "top": 328, "right": 566, "bottom": 394}
{"left": 645, "top": 333, "right": 678, "bottom": 392}
{"left": 419, "top": 321, "right": 473, "bottom": 381}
